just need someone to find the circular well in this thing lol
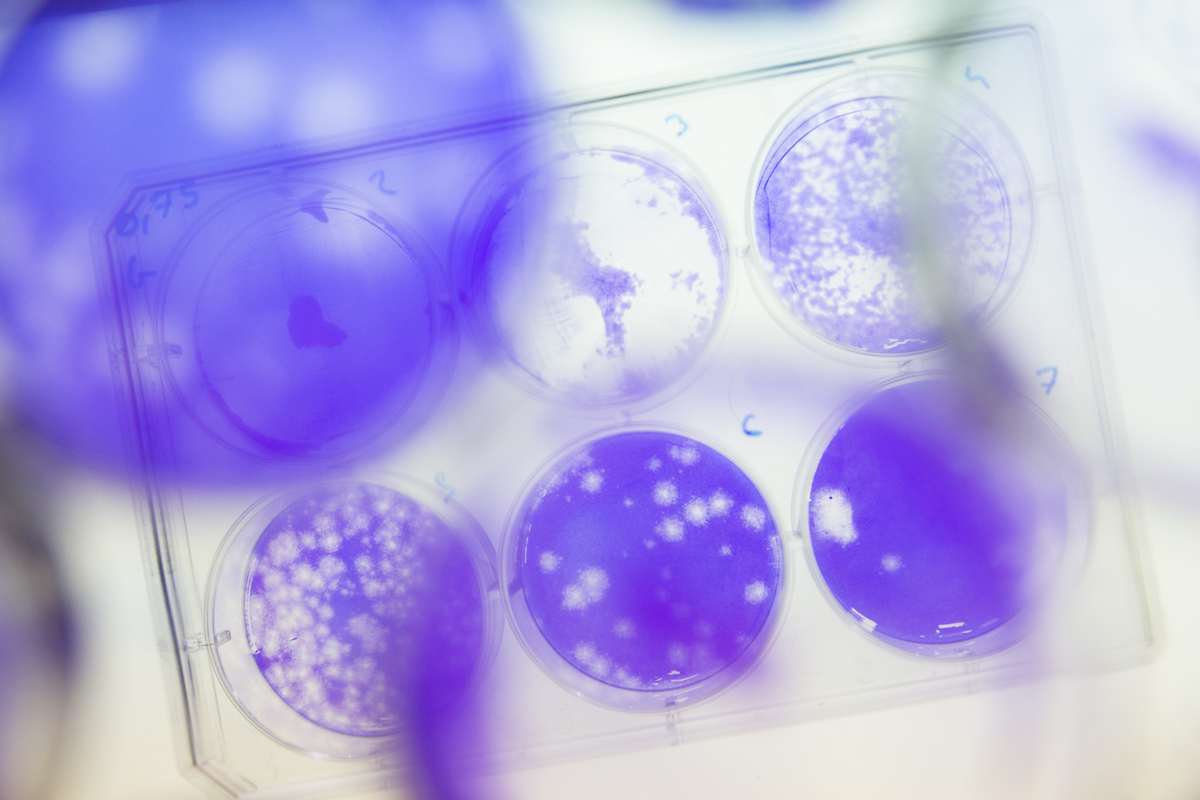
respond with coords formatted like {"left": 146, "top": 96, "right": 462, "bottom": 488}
{"left": 797, "top": 375, "right": 1085, "bottom": 659}
{"left": 503, "top": 427, "right": 784, "bottom": 710}
{"left": 458, "top": 125, "right": 729, "bottom": 409}
{"left": 749, "top": 70, "right": 1034, "bottom": 358}
{"left": 159, "top": 182, "right": 455, "bottom": 462}
{"left": 208, "top": 477, "right": 497, "bottom": 758}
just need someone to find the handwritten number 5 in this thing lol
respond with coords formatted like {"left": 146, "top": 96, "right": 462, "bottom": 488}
{"left": 180, "top": 180, "right": 199, "bottom": 209}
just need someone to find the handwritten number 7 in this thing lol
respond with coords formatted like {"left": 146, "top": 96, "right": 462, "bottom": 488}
{"left": 1036, "top": 366, "right": 1057, "bottom": 394}
{"left": 149, "top": 189, "right": 172, "bottom": 219}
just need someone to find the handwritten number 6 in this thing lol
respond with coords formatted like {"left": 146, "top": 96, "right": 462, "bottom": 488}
{"left": 127, "top": 255, "right": 157, "bottom": 290}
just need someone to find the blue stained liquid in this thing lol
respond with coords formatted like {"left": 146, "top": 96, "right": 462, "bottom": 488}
{"left": 516, "top": 431, "right": 782, "bottom": 693}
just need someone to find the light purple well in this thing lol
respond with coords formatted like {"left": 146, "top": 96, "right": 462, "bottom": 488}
{"left": 477, "top": 149, "right": 726, "bottom": 405}
{"left": 754, "top": 96, "right": 1013, "bottom": 354}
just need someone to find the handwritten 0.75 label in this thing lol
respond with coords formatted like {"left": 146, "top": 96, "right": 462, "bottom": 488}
{"left": 116, "top": 180, "right": 200, "bottom": 238}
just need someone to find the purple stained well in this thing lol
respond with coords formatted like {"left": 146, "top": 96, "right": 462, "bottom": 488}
{"left": 754, "top": 96, "right": 1013, "bottom": 354}
{"left": 807, "top": 380, "right": 1068, "bottom": 649}
{"left": 244, "top": 482, "right": 484, "bottom": 736}
{"left": 187, "top": 203, "right": 438, "bottom": 458}
{"left": 516, "top": 431, "right": 781, "bottom": 693}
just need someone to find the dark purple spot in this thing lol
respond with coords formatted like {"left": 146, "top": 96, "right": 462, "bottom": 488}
{"left": 287, "top": 295, "right": 347, "bottom": 349}
{"left": 298, "top": 189, "right": 331, "bottom": 223}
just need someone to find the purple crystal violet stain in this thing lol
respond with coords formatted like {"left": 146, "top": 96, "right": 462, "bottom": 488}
{"left": 514, "top": 431, "right": 782, "bottom": 699}
{"left": 806, "top": 379, "right": 1069, "bottom": 653}
{"left": 287, "top": 296, "right": 348, "bottom": 349}
{"left": 187, "top": 203, "right": 438, "bottom": 458}
{"left": 754, "top": 96, "right": 1013, "bottom": 354}
{"left": 244, "top": 482, "right": 485, "bottom": 736}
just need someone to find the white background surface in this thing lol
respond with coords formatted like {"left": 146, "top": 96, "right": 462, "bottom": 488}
{"left": 29, "top": 0, "right": 1200, "bottom": 798}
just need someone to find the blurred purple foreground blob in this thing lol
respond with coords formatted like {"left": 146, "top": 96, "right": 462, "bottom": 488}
{"left": 0, "top": 443, "right": 72, "bottom": 800}
{"left": 516, "top": 430, "right": 782, "bottom": 699}
{"left": 807, "top": 378, "right": 1070, "bottom": 655}
{"left": 1135, "top": 124, "right": 1200, "bottom": 189}
{"left": 0, "top": 0, "right": 533, "bottom": 479}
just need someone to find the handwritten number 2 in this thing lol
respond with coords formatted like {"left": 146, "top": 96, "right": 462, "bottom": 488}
{"left": 370, "top": 170, "right": 398, "bottom": 195}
